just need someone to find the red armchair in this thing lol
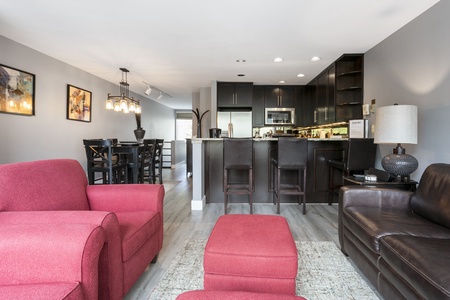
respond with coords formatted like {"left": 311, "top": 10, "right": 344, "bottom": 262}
{"left": 0, "top": 159, "right": 165, "bottom": 300}
{"left": 0, "top": 223, "right": 105, "bottom": 300}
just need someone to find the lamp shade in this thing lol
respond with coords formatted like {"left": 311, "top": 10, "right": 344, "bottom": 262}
{"left": 374, "top": 104, "right": 417, "bottom": 145}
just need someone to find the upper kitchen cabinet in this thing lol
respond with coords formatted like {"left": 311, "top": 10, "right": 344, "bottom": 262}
{"left": 335, "top": 54, "right": 363, "bottom": 121}
{"left": 316, "top": 64, "right": 336, "bottom": 124}
{"left": 264, "top": 86, "right": 294, "bottom": 108}
{"left": 252, "top": 85, "right": 265, "bottom": 127}
{"left": 217, "top": 82, "right": 253, "bottom": 108}
{"left": 294, "top": 86, "right": 306, "bottom": 126}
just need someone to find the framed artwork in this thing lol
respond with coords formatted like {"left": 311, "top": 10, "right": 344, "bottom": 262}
{"left": 0, "top": 64, "right": 35, "bottom": 116}
{"left": 67, "top": 84, "right": 92, "bottom": 122}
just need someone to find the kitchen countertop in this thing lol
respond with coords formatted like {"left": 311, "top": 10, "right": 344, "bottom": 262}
{"left": 191, "top": 137, "right": 348, "bottom": 143}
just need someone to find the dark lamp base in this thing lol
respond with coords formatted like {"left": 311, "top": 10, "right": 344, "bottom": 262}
{"left": 381, "top": 150, "right": 418, "bottom": 182}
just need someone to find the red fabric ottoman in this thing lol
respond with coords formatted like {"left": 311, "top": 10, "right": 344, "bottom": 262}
{"left": 204, "top": 214, "right": 298, "bottom": 295}
{"left": 176, "top": 290, "right": 306, "bottom": 300}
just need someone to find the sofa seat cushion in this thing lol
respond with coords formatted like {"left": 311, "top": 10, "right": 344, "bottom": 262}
{"left": 380, "top": 235, "right": 450, "bottom": 299}
{"left": 0, "top": 282, "right": 84, "bottom": 300}
{"left": 116, "top": 211, "right": 160, "bottom": 261}
{"left": 343, "top": 207, "right": 450, "bottom": 253}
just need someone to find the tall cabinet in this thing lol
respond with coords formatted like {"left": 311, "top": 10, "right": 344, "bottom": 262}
{"left": 335, "top": 54, "right": 364, "bottom": 121}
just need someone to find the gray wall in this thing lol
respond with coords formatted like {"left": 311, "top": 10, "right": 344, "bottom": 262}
{"left": 0, "top": 35, "right": 175, "bottom": 168}
{"left": 364, "top": 0, "right": 450, "bottom": 181}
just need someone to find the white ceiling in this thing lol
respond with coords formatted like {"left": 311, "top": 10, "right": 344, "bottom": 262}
{"left": 0, "top": 0, "right": 440, "bottom": 110}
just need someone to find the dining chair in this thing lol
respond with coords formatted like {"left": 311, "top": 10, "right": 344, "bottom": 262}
{"left": 139, "top": 139, "right": 156, "bottom": 183}
{"left": 83, "top": 139, "right": 128, "bottom": 184}
{"left": 152, "top": 139, "right": 164, "bottom": 184}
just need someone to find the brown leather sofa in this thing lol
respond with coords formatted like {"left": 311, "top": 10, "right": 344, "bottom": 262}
{"left": 339, "top": 163, "right": 450, "bottom": 300}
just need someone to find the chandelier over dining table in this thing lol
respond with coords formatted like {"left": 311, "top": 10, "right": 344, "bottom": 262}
{"left": 105, "top": 68, "right": 141, "bottom": 114}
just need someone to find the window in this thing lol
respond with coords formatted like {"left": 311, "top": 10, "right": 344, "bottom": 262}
{"left": 176, "top": 112, "right": 192, "bottom": 140}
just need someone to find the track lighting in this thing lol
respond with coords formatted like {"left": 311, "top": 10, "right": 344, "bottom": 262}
{"left": 142, "top": 81, "right": 173, "bottom": 100}
{"left": 144, "top": 85, "right": 152, "bottom": 96}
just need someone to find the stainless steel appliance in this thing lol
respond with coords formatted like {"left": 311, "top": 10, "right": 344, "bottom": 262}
{"left": 217, "top": 111, "right": 252, "bottom": 138}
{"left": 265, "top": 107, "right": 295, "bottom": 125}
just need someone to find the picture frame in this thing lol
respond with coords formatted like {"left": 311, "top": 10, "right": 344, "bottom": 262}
{"left": 67, "top": 84, "right": 92, "bottom": 122}
{"left": 0, "top": 64, "right": 35, "bottom": 116}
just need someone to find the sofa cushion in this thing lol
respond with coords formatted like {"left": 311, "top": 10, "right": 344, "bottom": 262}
{"left": 411, "top": 164, "right": 450, "bottom": 229}
{"left": 116, "top": 211, "right": 161, "bottom": 261}
{"left": 0, "top": 159, "right": 90, "bottom": 211}
{"left": 343, "top": 206, "right": 450, "bottom": 253}
{"left": 0, "top": 283, "right": 84, "bottom": 300}
{"left": 380, "top": 235, "right": 450, "bottom": 299}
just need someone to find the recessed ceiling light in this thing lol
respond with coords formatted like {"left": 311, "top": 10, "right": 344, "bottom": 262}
{"left": 297, "top": 73, "right": 305, "bottom": 77}
{"left": 279, "top": 80, "right": 286, "bottom": 84}
{"left": 310, "top": 56, "right": 321, "bottom": 62}
{"left": 273, "top": 57, "right": 283, "bottom": 63}
{"left": 237, "top": 74, "right": 245, "bottom": 77}
{"left": 236, "top": 59, "right": 246, "bottom": 63}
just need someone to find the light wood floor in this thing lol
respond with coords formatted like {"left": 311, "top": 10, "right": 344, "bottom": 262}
{"left": 124, "top": 163, "right": 340, "bottom": 300}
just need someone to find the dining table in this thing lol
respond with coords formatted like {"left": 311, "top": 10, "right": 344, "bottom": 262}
{"left": 112, "top": 142, "right": 143, "bottom": 184}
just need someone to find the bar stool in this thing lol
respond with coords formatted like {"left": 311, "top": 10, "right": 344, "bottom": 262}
{"left": 271, "top": 137, "right": 308, "bottom": 214}
{"left": 328, "top": 138, "right": 377, "bottom": 204}
{"left": 223, "top": 138, "right": 254, "bottom": 214}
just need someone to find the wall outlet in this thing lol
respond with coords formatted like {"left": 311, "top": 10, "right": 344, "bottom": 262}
{"left": 371, "top": 124, "right": 375, "bottom": 134}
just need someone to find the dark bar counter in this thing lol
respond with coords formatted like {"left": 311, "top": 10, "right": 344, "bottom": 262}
{"left": 192, "top": 138, "right": 348, "bottom": 208}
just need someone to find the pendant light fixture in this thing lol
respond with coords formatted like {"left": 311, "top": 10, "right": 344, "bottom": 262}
{"left": 105, "top": 68, "right": 141, "bottom": 114}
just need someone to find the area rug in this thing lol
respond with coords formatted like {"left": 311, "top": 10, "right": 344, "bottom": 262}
{"left": 149, "top": 240, "right": 380, "bottom": 300}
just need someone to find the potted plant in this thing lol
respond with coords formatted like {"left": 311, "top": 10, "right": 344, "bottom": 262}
{"left": 192, "top": 108, "right": 209, "bottom": 138}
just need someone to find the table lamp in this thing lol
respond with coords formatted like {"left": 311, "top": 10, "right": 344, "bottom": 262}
{"left": 374, "top": 104, "right": 418, "bottom": 181}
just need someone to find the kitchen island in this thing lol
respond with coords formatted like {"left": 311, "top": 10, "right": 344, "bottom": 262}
{"left": 191, "top": 137, "right": 348, "bottom": 210}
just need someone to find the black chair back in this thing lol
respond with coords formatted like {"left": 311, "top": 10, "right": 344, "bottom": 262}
{"left": 346, "top": 138, "right": 377, "bottom": 173}
{"left": 223, "top": 138, "right": 253, "bottom": 169}
{"left": 277, "top": 138, "right": 308, "bottom": 169}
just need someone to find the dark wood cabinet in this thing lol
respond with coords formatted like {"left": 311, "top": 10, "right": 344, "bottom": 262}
{"left": 335, "top": 54, "right": 363, "bottom": 121}
{"left": 304, "top": 54, "right": 363, "bottom": 126}
{"left": 264, "top": 86, "right": 294, "bottom": 108}
{"left": 217, "top": 82, "right": 253, "bottom": 108}
{"left": 316, "top": 65, "right": 335, "bottom": 124}
{"left": 294, "top": 86, "right": 306, "bottom": 126}
{"left": 252, "top": 86, "right": 265, "bottom": 127}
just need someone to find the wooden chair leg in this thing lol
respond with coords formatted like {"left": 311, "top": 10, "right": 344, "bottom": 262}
{"left": 249, "top": 169, "right": 253, "bottom": 214}
{"left": 277, "top": 168, "right": 281, "bottom": 214}
{"left": 303, "top": 169, "right": 307, "bottom": 215}
{"left": 224, "top": 169, "right": 228, "bottom": 214}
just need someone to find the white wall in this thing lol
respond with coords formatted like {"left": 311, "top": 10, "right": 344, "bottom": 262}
{"left": 364, "top": 0, "right": 450, "bottom": 181}
{"left": 0, "top": 35, "right": 175, "bottom": 168}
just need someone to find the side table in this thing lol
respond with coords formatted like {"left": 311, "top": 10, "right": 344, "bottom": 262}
{"left": 343, "top": 176, "right": 418, "bottom": 192}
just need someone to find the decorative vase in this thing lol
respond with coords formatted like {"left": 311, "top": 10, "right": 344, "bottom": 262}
{"left": 134, "top": 128, "right": 146, "bottom": 143}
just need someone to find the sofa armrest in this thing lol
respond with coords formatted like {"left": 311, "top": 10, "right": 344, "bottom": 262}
{"left": 86, "top": 184, "right": 164, "bottom": 215}
{"left": 0, "top": 223, "right": 105, "bottom": 300}
{"left": 0, "top": 211, "right": 124, "bottom": 300}
{"left": 339, "top": 186, "right": 414, "bottom": 210}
